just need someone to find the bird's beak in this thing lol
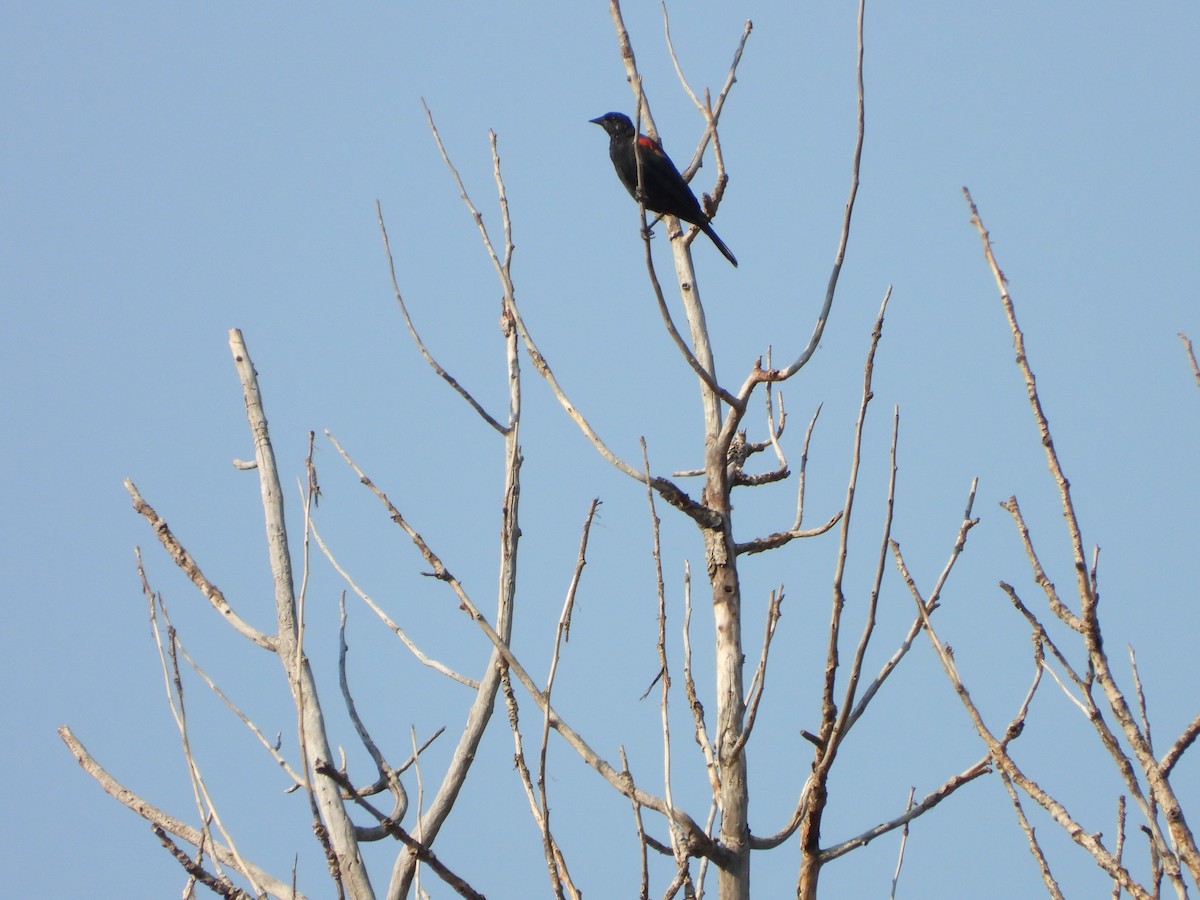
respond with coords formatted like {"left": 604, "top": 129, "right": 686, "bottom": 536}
{"left": 588, "top": 116, "right": 604, "bottom": 125}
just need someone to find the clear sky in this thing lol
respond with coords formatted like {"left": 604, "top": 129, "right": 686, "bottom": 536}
{"left": 4, "top": 2, "right": 1198, "bottom": 897}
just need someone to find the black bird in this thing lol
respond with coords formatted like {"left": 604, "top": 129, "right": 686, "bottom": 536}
{"left": 590, "top": 112, "right": 737, "bottom": 267}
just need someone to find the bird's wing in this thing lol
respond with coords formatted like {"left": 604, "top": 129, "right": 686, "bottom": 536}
{"left": 636, "top": 134, "right": 666, "bottom": 156}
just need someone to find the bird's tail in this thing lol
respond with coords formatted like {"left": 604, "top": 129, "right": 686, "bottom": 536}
{"left": 701, "top": 223, "right": 738, "bottom": 267}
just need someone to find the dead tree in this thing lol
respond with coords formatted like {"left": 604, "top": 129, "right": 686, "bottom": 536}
{"left": 886, "top": 192, "right": 1199, "bottom": 900}
{"left": 60, "top": 3, "right": 1196, "bottom": 898}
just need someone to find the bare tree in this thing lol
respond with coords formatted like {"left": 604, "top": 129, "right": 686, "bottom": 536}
{"left": 60, "top": 3, "right": 1197, "bottom": 899}
{"left": 883, "top": 192, "right": 1199, "bottom": 900}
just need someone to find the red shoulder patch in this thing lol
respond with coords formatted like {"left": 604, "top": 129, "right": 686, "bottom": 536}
{"left": 637, "top": 134, "right": 664, "bottom": 155}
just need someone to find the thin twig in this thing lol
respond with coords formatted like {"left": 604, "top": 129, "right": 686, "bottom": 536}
{"left": 999, "top": 497, "right": 1083, "bottom": 632}
{"left": 820, "top": 286, "right": 893, "bottom": 753}
{"left": 313, "top": 519, "right": 477, "bottom": 687}
{"left": 146, "top": 582, "right": 263, "bottom": 896}
{"left": 315, "top": 762, "right": 485, "bottom": 900}
{"left": 136, "top": 550, "right": 304, "bottom": 788}
{"left": 59, "top": 727, "right": 303, "bottom": 897}
{"left": 153, "top": 827, "right": 253, "bottom": 900}
{"left": 731, "top": 587, "right": 783, "bottom": 757}
{"left": 844, "top": 479, "right": 978, "bottom": 734}
{"left": 835, "top": 404, "right": 899, "bottom": 739}
{"left": 1179, "top": 332, "right": 1200, "bottom": 389}
{"left": 898, "top": 543, "right": 1154, "bottom": 900}
{"left": 327, "top": 434, "right": 722, "bottom": 861}
{"left": 792, "top": 403, "right": 822, "bottom": 530}
{"left": 562, "top": 499, "right": 602, "bottom": 643}
{"left": 640, "top": 439, "right": 687, "bottom": 870}
{"left": 621, "top": 747, "right": 651, "bottom": 900}
{"left": 888, "top": 788, "right": 916, "bottom": 900}
{"left": 998, "top": 769, "right": 1066, "bottom": 900}
{"left": 762, "top": 350, "right": 787, "bottom": 467}
{"left": 782, "top": 0, "right": 866, "bottom": 379}
{"left": 1112, "top": 796, "right": 1127, "bottom": 900}
{"left": 967, "top": 191, "right": 1200, "bottom": 887}
{"left": 537, "top": 501, "right": 601, "bottom": 896}
{"left": 125, "top": 480, "right": 275, "bottom": 651}
{"left": 682, "top": 561, "right": 718, "bottom": 795}
{"left": 817, "top": 757, "right": 991, "bottom": 862}
{"left": 337, "top": 594, "right": 408, "bottom": 840}
{"left": 376, "top": 202, "right": 506, "bottom": 434}
{"left": 294, "top": 456, "right": 342, "bottom": 897}
{"left": 1162, "top": 712, "right": 1200, "bottom": 777}
{"left": 733, "top": 510, "right": 843, "bottom": 555}
{"left": 384, "top": 113, "right": 525, "bottom": 900}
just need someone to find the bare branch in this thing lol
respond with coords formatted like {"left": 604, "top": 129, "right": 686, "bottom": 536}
{"left": 313, "top": 520, "right": 478, "bottom": 687}
{"left": 1001, "top": 589, "right": 1182, "bottom": 890}
{"left": 967, "top": 191, "right": 1200, "bottom": 886}
{"left": 820, "top": 286, "right": 893, "bottom": 752}
{"left": 420, "top": 98, "right": 716, "bottom": 531}
{"left": 782, "top": 0, "right": 866, "bottom": 379}
{"left": 1180, "top": 332, "right": 1200, "bottom": 389}
{"left": 792, "top": 403, "right": 822, "bottom": 529}
{"left": 383, "top": 181, "right": 523, "bottom": 893}
{"left": 336, "top": 438, "right": 720, "bottom": 860}
{"left": 640, "top": 438, "right": 692, "bottom": 878}
{"left": 1129, "top": 646, "right": 1154, "bottom": 756}
{"left": 135, "top": 551, "right": 304, "bottom": 788}
{"left": 315, "top": 763, "right": 484, "bottom": 900}
{"left": 1162, "top": 712, "right": 1200, "bottom": 777}
{"left": 227, "top": 329, "right": 371, "bottom": 896}
{"left": 421, "top": 100, "right": 504, "bottom": 277}
{"left": 899, "top": 544, "right": 1155, "bottom": 900}
{"left": 376, "top": 201, "right": 507, "bottom": 434}
{"left": 662, "top": 3, "right": 753, "bottom": 196}
{"left": 844, "top": 479, "right": 978, "bottom": 733}
{"left": 964, "top": 191, "right": 1093, "bottom": 609}
{"left": 818, "top": 757, "right": 991, "bottom": 863}
{"left": 153, "top": 827, "right": 254, "bottom": 900}
{"left": 562, "top": 499, "right": 601, "bottom": 643}
{"left": 535, "top": 500, "right": 602, "bottom": 897}
{"left": 294, "top": 452, "right": 344, "bottom": 898}
{"left": 746, "top": 781, "right": 813, "bottom": 851}
{"left": 125, "top": 480, "right": 275, "bottom": 651}
{"left": 611, "top": 1, "right": 737, "bottom": 447}
{"left": 731, "top": 587, "right": 783, "bottom": 757}
{"left": 998, "top": 770, "right": 1066, "bottom": 900}
{"left": 999, "top": 497, "right": 1083, "bottom": 632}
{"left": 888, "top": 789, "right": 916, "bottom": 900}
{"left": 621, "top": 747, "right": 652, "bottom": 900}
{"left": 59, "top": 726, "right": 305, "bottom": 899}
{"left": 337, "top": 595, "right": 408, "bottom": 838}
{"left": 146, "top": 583, "right": 265, "bottom": 897}
{"left": 1039, "top": 659, "right": 1091, "bottom": 718}
{"left": 760, "top": 360, "right": 788, "bottom": 469}
{"left": 501, "top": 671, "right": 577, "bottom": 900}
{"left": 998, "top": 581, "right": 1089, "bottom": 696}
{"left": 681, "top": 562, "right": 718, "bottom": 795}
{"left": 834, "top": 403, "right": 899, "bottom": 740}
{"left": 733, "top": 509, "right": 843, "bottom": 555}
{"left": 639, "top": 227, "right": 742, "bottom": 409}
{"left": 1112, "top": 796, "right": 1127, "bottom": 900}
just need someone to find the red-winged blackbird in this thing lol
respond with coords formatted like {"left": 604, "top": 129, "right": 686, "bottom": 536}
{"left": 590, "top": 112, "right": 738, "bottom": 267}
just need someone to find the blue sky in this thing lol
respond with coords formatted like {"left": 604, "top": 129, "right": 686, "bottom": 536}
{"left": 4, "top": 2, "right": 1198, "bottom": 897}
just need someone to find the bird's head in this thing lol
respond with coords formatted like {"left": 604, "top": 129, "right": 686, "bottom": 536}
{"left": 589, "top": 112, "right": 635, "bottom": 139}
